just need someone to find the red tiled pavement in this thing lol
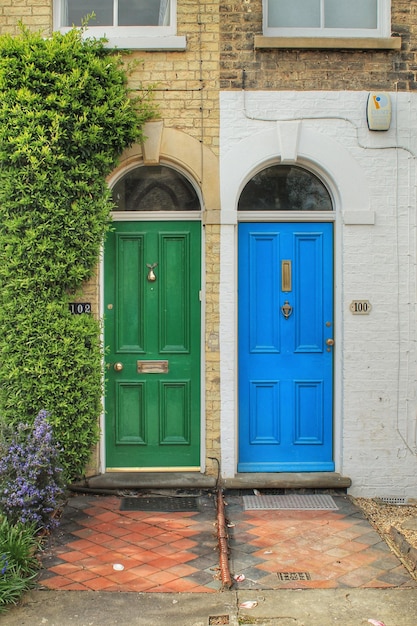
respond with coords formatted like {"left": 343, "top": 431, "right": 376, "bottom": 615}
{"left": 39, "top": 494, "right": 221, "bottom": 593}
{"left": 226, "top": 495, "right": 417, "bottom": 590}
{"left": 38, "top": 493, "right": 417, "bottom": 593}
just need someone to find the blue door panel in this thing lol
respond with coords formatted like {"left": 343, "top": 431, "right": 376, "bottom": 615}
{"left": 249, "top": 381, "right": 280, "bottom": 444}
{"left": 295, "top": 233, "right": 324, "bottom": 352}
{"left": 250, "top": 233, "right": 281, "bottom": 353}
{"left": 294, "top": 381, "right": 324, "bottom": 444}
{"left": 238, "top": 222, "right": 334, "bottom": 472}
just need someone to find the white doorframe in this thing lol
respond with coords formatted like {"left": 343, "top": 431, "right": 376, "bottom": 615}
{"left": 219, "top": 123, "right": 372, "bottom": 479}
{"left": 99, "top": 164, "right": 204, "bottom": 474}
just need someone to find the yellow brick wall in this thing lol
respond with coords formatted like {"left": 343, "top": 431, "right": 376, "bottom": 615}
{"left": 0, "top": 0, "right": 52, "bottom": 34}
{"left": 129, "top": 0, "right": 220, "bottom": 153}
{"left": 204, "top": 224, "right": 221, "bottom": 474}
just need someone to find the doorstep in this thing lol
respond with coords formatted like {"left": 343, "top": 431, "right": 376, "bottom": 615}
{"left": 72, "top": 471, "right": 350, "bottom": 492}
{"left": 76, "top": 472, "right": 217, "bottom": 490}
{"left": 223, "top": 472, "right": 351, "bottom": 490}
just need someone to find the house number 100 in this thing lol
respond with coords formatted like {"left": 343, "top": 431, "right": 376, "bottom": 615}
{"left": 350, "top": 300, "right": 372, "bottom": 315}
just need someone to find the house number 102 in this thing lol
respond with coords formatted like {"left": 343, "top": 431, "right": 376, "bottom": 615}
{"left": 69, "top": 303, "right": 92, "bottom": 314}
{"left": 350, "top": 300, "right": 372, "bottom": 315}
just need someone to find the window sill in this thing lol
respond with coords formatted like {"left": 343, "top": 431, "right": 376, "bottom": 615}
{"left": 56, "top": 26, "right": 187, "bottom": 51}
{"left": 103, "top": 35, "right": 187, "bottom": 51}
{"left": 254, "top": 36, "right": 401, "bottom": 50}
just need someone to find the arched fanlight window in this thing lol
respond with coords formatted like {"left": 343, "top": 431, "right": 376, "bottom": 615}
{"left": 238, "top": 165, "right": 332, "bottom": 211}
{"left": 112, "top": 165, "right": 200, "bottom": 211}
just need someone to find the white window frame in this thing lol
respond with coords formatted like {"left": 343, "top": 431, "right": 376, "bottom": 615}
{"left": 53, "top": 0, "right": 186, "bottom": 50}
{"left": 263, "top": 0, "right": 391, "bottom": 39}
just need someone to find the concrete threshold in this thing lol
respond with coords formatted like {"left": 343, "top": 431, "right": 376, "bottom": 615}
{"left": 73, "top": 471, "right": 351, "bottom": 492}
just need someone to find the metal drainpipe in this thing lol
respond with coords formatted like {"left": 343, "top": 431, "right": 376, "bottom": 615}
{"left": 216, "top": 488, "right": 233, "bottom": 589}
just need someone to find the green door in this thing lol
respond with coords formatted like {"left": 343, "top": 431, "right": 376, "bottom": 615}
{"left": 104, "top": 221, "right": 201, "bottom": 470}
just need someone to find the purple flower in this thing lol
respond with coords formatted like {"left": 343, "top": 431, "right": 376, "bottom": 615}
{"left": 0, "top": 411, "right": 64, "bottom": 530}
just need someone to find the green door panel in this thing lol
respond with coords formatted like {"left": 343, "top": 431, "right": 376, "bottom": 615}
{"left": 116, "top": 383, "right": 145, "bottom": 444}
{"left": 160, "top": 233, "right": 190, "bottom": 352}
{"left": 116, "top": 234, "right": 145, "bottom": 353}
{"left": 104, "top": 221, "right": 201, "bottom": 469}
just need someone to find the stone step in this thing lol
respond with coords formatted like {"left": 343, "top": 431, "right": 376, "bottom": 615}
{"left": 73, "top": 471, "right": 351, "bottom": 492}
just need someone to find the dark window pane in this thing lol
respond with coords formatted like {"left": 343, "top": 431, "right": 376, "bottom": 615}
{"left": 267, "top": 0, "right": 320, "bottom": 28}
{"left": 238, "top": 165, "right": 332, "bottom": 211}
{"left": 112, "top": 166, "right": 200, "bottom": 211}
{"left": 325, "top": 0, "right": 377, "bottom": 29}
{"left": 64, "top": 0, "right": 113, "bottom": 27}
{"left": 119, "top": 0, "right": 169, "bottom": 26}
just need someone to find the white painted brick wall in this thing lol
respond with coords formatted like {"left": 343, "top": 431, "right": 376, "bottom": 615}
{"left": 219, "top": 90, "right": 417, "bottom": 497}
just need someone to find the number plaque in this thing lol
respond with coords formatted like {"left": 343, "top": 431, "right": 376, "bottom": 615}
{"left": 69, "top": 303, "right": 92, "bottom": 314}
{"left": 350, "top": 300, "right": 372, "bottom": 315}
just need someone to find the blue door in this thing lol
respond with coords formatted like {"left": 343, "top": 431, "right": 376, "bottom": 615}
{"left": 238, "top": 222, "right": 334, "bottom": 472}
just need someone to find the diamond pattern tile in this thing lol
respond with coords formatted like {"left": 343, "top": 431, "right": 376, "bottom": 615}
{"left": 226, "top": 495, "right": 417, "bottom": 590}
{"left": 39, "top": 494, "right": 220, "bottom": 593}
{"left": 38, "top": 493, "right": 417, "bottom": 594}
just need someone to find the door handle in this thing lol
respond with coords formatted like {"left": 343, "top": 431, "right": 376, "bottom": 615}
{"left": 114, "top": 362, "right": 124, "bottom": 372}
{"left": 326, "top": 338, "right": 335, "bottom": 352}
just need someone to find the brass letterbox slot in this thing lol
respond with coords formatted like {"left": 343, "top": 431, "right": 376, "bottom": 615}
{"left": 137, "top": 360, "right": 169, "bottom": 374}
{"left": 281, "top": 260, "right": 292, "bottom": 292}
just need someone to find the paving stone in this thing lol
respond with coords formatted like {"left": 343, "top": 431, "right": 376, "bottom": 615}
{"left": 39, "top": 493, "right": 417, "bottom": 594}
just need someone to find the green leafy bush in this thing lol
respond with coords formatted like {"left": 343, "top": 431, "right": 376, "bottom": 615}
{"left": 0, "top": 516, "right": 40, "bottom": 612}
{"left": 0, "top": 27, "right": 156, "bottom": 480}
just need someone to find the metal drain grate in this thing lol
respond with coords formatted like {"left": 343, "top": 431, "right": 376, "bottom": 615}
{"left": 277, "top": 572, "right": 311, "bottom": 581}
{"left": 243, "top": 494, "right": 338, "bottom": 511}
{"left": 377, "top": 496, "right": 408, "bottom": 505}
{"left": 120, "top": 496, "right": 199, "bottom": 512}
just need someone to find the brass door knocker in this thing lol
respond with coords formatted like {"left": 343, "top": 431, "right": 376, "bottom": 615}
{"left": 146, "top": 263, "right": 158, "bottom": 282}
{"left": 281, "top": 301, "right": 293, "bottom": 319}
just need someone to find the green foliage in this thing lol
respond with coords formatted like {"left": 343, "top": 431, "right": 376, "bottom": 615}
{"left": 0, "top": 516, "right": 40, "bottom": 612}
{"left": 0, "top": 298, "right": 102, "bottom": 478}
{"left": 0, "top": 26, "right": 157, "bottom": 481}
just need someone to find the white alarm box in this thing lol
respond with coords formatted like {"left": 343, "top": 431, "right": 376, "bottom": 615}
{"left": 367, "top": 92, "right": 392, "bottom": 131}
